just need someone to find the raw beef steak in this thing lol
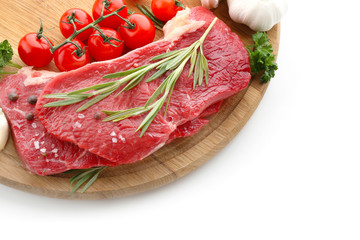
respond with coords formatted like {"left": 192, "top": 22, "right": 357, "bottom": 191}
{"left": 36, "top": 7, "right": 251, "bottom": 164}
{"left": 0, "top": 68, "right": 214, "bottom": 175}
{"left": 0, "top": 68, "right": 117, "bottom": 175}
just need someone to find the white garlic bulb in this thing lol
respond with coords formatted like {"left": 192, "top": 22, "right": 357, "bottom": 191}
{"left": 0, "top": 108, "right": 9, "bottom": 152}
{"left": 227, "top": 0, "right": 288, "bottom": 31}
{"left": 201, "top": 0, "right": 221, "bottom": 9}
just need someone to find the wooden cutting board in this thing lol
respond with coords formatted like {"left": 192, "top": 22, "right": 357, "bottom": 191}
{"left": 0, "top": 0, "right": 280, "bottom": 199}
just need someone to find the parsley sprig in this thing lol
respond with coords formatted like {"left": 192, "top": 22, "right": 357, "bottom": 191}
{"left": 0, "top": 40, "right": 21, "bottom": 76}
{"left": 246, "top": 32, "right": 278, "bottom": 83}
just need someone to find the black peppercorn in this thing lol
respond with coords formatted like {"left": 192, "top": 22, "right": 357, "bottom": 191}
{"left": 25, "top": 112, "right": 35, "bottom": 121}
{"left": 7, "top": 92, "right": 19, "bottom": 102}
{"left": 94, "top": 112, "right": 102, "bottom": 120}
{"left": 27, "top": 95, "right": 38, "bottom": 105}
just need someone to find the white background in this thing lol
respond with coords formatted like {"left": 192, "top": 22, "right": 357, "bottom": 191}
{"left": 1, "top": 0, "right": 360, "bottom": 239}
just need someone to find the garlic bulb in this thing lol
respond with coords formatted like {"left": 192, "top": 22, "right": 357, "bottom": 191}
{"left": 201, "top": 0, "right": 221, "bottom": 9}
{"left": 227, "top": 0, "right": 288, "bottom": 32}
{"left": 0, "top": 108, "right": 9, "bottom": 152}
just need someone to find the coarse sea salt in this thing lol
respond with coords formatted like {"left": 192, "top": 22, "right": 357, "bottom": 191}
{"left": 32, "top": 123, "right": 37, "bottom": 129}
{"left": 112, "top": 138, "right": 118, "bottom": 143}
{"left": 74, "top": 121, "right": 82, "bottom": 128}
{"left": 78, "top": 114, "right": 85, "bottom": 119}
{"left": 118, "top": 134, "right": 125, "bottom": 142}
{"left": 110, "top": 131, "right": 116, "bottom": 136}
{"left": 40, "top": 148, "right": 46, "bottom": 153}
{"left": 34, "top": 141, "right": 40, "bottom": 149}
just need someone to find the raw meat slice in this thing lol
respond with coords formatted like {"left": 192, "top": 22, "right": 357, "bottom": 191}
{"left": 36, "top": 7, "right": 251, "bottom": 164}
{"left": 168, "top": 118, "right": 209, "bottom": 142}
{"left": 0, "top": 68, "right": 117, "bottom": 176}
{"left": 199, "top": 101, "right": 222, "bottom": 118}
{"left": 0, "top": 68, "right": 215, "bottom": 175}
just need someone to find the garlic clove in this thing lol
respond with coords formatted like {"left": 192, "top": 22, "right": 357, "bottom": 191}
{"left": 228, "top": 0, "right": 288, "bottom": 32}
{"left": 201, "top": 0, "right": 221, "bottom": 9}
{"left": 0, "top": 108, "right": 9, "bottom": 152}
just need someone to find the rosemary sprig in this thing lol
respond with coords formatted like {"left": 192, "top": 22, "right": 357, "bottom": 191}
{"left": 136, "top": 4, "right": 165, "bottom": 31}
{"left": 103, "top": 18, "right": 217, "bottom": 136}
{"left": 44, "top": 18, "right": 218, "bottom": 136}
{"left": 69, "top": 166, "right": 107, "bottom": 193}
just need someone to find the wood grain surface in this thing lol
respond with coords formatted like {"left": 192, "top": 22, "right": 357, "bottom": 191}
{"left": 0, "top": 0, "right": 280, "bottom": 199}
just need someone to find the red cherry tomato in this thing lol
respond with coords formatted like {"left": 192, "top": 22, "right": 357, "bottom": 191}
{"left": 59, "top": 8, "right": 94, "bottom": 41}
{"left": 54, "top": 39, "right": 91, "bottom": 72}
{"left": 119, "top": 14, "right": 155, "bottom": 50}
{"left": 18, "top": 33, "right": 53, "bottom": 68}
{"left": 88, "top": 28, "right": 124, "bottom": 61}
{"left": 151, "top": 0, "right": 184, "bottom": 22}
{"left": 92, "top": 0, "right": 127, "bottom": 29}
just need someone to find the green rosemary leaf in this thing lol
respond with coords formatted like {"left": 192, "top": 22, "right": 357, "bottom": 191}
{"left": 137, "top": 98, "right": 165, "bottom": 137}
{"left": 144, "top": 78, "right": 168, "bottom": 107}
{"left": 44, "top": 97, "right": 87, "bottom": 108}
{"left": 164, "top": 80, "right": 176, "bottom": 116}
{"left": 103, "top": 106, "right": 149, "bottom": 122}
{"left": 188, "top": 48, "right": 197, "bottom": 78}
{"left": 103, "top": 65, "right": 149, "bottom": 79}
{"left": 69, "top": 167, "right": 101, "bottom": 184}
{"left": 165, "top": 46, "right": 193, "bottom": 70}
{"left": 121, "top": 71, "right": 147, "bottom": 92}
{"left": 80, "top": 167, "right": 106, "bottom": 193}
{"left": 201, "top": 53, "right": 209, "bottom": 85}
{"left": 146, "top": 65, "right": 167, "bottom": 83}
{"left": 70, "top": 167, "right": 107, "bottom": 193}
{"left": 102, "top": 110, "right": 118, "bottom": 115}
{"left": 70, "top": 171, "right": 91, "bottom": 185}
{"left": 76, "top": 88, "right": 117, "bottom": 112}
{"left": 139, "top": 117, "right": 153, "bottom": 137}
{"left": 198, "top": 62, "right": 204, "bottom": 87}
{"left": 43, "top": 93, "right": 90, "bottom": 99}
{"left": 71, "top": 174, "right": 93, "bottom": 193}
{"left": 193, "top": 52, "right": 202, "bottom": 88}
{"left": 68, "top": 80, "right": 119, "bottom": 95}
{"left": 151, "top": 49, "right": 182, "bottom": 61}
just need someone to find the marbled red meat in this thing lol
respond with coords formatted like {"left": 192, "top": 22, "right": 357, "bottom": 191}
{"left": 0, "top": 68, "right": 218, "bottom": 175}
{"left": 0, "top": 68, "right": 117, "bottom": 175}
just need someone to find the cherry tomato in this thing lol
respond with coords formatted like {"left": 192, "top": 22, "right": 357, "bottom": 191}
{"left": 119, "top": 14, "right": 155, "bottom": 50}
{"left": 151, "top": 0, "right": 184, "bottom": 22}
{"left": 18, "top": 33, "right": 53, "bottom": 68}
{"left": 59, "top": 8, "right": 94, "bottom": 41}
{"left": 88, "top": 28, "right": 124, "bottom": 61}
{"left": 54, "top": 39, "right": 91, "bottom": 72}
{"left": 92, "top": 0, "right": 128, "bottom": 29}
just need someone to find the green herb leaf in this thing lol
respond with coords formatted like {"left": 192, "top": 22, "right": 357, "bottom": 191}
{"left": 0, "top": 40, "right": 21, "bottom": 75}
{"left": 43, "top": 97, "right": 87, "bottom": 107}
{"left": 246, "top": 32, "right": 278, "bottom": 83}
{"left": 69, "top": 166, "right": 107, "bottom": 193}
{"left": 103, "top": 65, "right": 149, "bottom": 79}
